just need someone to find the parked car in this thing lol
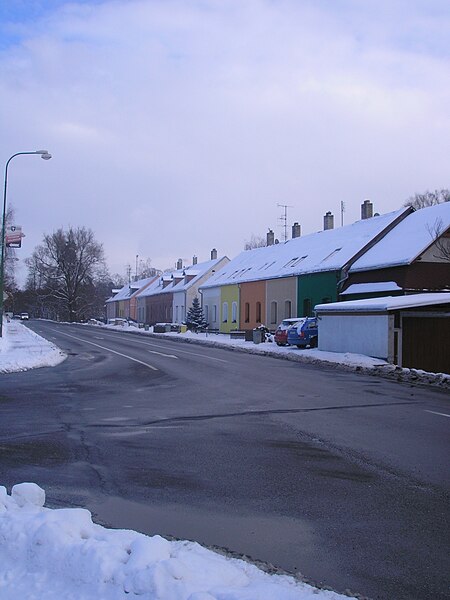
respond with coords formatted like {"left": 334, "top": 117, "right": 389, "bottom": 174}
{"left": 20, "top": 312, "right": 29, "bottom": 320}
{"left": 274, "top": 317, "right": 304, "bottom": 346}
{"left": 287, "top": 317, "right": 318, "bottom": 348}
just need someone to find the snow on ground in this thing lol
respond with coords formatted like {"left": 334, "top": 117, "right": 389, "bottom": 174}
{"left": 0, "top": 321, "right": 356, "bottom": 599}
{"left": 0, "top": 319, "right": 66, "bottom": 373}
{"left": 0, "top": 483, "right": 354, "bottom": 600}
{"left": 100, "top": 321, "right": 387, "bottom": 369}
{"left": 98, "top": 321, "right": 450, "bottom": 384}
{"left": 0, "top": 317, "right": 446, "bottom": 598}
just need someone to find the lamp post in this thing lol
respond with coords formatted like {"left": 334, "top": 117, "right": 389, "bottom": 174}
{"left": 0, "top": 150, "right": 52, "bottom": 337}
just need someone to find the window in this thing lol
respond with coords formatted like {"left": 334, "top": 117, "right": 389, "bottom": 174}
{"left": 175, "top": 306, "right": 179, "bottom": 322}
{"left": 244, "top": 302, "right": 250, "bottom": 323}
{"left": 222, "top": 302, "right": 228, "bottom": 323}
{"left": 232, "top": 301, "right": 237, "bottom": 323}
{"left": 283, "top": 256, "right": 308, "bottom": 268}
{"left": 320, "top": 248, "right": 342, "bottom": 263}
{"left": 204, "top": 305, "right": 209, "bottom": 323}
{"left": 285, "top": 300, "right": 292, "bottom": 319}
{"left": 256, "top": 302, "right": 262, "bottom": 323}
{"left": 213, "top": 304, "right": 217, "bottom": 323}
{"left": 270, "top": 301, "right": 277, "bottom": 324}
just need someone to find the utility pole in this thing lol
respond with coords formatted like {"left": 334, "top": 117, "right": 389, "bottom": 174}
{"left": 135, "top": 255, "right": 139, "bottom": 280}
{"left": 277, "top": 203, "right": 293, "bottom": 242}
{"left": 341, "top": 201, "right": 345, "bottom": 227}
{"left": 126, "top": 264, "right": 131, "bottom": 284}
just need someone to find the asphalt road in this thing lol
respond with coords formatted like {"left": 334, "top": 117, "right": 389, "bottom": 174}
{"left": 1, "top": 321, "right": 449, "bottom": 599}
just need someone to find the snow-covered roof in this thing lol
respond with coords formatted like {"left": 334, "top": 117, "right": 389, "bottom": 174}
{"left": 350, "top": 203, "right": 450, "bottom": 272}
{"left": 200, "top": 208, "right": 409, "bottom": 289}
{"left": 137, "top": 257, "right": 226, "bottom": 298}
{"left": 315, "top": 292, "right": 450, "bottom": 313}
{"left": 341, "top": 281, "right": 403, "bottom": 295}
{"left": 105, "top": 276, "right": 156, "bottom": 303}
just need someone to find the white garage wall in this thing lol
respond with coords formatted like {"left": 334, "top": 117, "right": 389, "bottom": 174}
{"left": 318, "top": 314, "right": 390, "bottom": 359}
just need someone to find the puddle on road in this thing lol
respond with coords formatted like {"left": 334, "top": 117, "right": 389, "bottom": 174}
{"left": 89, "top": 495, "right": 316, "bottom": 575}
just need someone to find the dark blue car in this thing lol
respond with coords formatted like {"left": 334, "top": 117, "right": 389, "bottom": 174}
{"left": 287, "top": 317, "right": 318, "bottom": 348}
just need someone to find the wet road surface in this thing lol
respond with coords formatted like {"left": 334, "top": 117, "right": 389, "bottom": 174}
{"left": 1, "top": 321, "right": 449, "bottom": 599}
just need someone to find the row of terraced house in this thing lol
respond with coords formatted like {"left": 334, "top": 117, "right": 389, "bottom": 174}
{"left": 106, "top": 201, "right": 450, "bottom": 333}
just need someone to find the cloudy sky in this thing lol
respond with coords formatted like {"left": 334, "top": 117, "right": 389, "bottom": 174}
{"left": 1, "top": 0, "right": 449, "bottom": 282}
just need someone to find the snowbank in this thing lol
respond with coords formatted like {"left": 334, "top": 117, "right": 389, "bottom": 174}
{"left": 0, "top": 483, "right": 354, "bottom": 600}
{"left": 96, "top": 321, "right": 450, "bottom": 387}
{"left": 0, "top": 319, "right": 66, "bottom": 373}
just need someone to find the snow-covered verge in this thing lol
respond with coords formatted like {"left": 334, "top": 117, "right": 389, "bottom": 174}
{"left": 0, "top": 483, "right": 355, "bottom": 600}
{"left": 95, "top": 322, "right": 450, "bottom": 389}
{"left": 0, "top": 319, "right": 66, "bottom": 373}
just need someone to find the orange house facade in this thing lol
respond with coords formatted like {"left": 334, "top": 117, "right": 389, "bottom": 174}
{"left": 238, "top": 277, "right": 298, "bottom": 331}
{"left": 239, "top": 280, "right": 266, "bottom": 330}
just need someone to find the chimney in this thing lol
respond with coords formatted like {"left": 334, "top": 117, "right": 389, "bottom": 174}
{"left": 323, "top": 211, "right": 334, "bottom": 230}
{"left": 176, "top": 258, "right": 183, "bottom": 270}
{"left": 266, "top": 229, "right": 275, "bottom": 246}
{"left": 211, "top": 248, "right": 217, "bottom": 260}
{"left": 292, "top": 222, "right": 301, "bottom": 239}
{"left": 192, "top": 255, "right": 198, "bottom": 265}
{"left": 361, "top": 199, "right": 373, "bottom": 220}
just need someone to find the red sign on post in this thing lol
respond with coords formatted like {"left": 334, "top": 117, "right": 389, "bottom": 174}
{"left": 5, "top": 225, "right": 25, "bottom": 248}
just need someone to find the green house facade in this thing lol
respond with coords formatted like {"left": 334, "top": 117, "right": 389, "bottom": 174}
{"left": 297, "top": 271, "right": 340, "bottom": 316}
{"left": 199, "top": 207, "right": 412, "bottom": 329}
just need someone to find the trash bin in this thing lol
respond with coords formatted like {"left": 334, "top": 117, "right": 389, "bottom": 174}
{"left": 245, "top": 330, "right": 253, "bottom": 342}
{"left": 164, "top": 324, "right": 171, "bottom": 332}
{"left": 144, "top": 324, "right": 149, "bottom": 331}
{"left": 180, "top": 324, "right": 187, "bottom": 333}
{"left": 253, "top": 328, "right": 264, "bottom": 344}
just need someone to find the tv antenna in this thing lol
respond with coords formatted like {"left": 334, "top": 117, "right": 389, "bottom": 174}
{"left": 277, "top": 203, "right": 293, "bottom": 242}
{"left": 341, "top": 201, "right": 345, "bottom": 227}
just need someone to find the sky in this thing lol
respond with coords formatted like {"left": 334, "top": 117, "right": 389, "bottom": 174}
{"left": 0, "top": 0, "right": 449, "bottom": 284}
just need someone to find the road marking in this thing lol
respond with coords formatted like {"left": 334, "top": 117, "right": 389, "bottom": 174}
{"left": 424, "top": 410, "right": 450, "bottom": 419}
{"left": 48, "top": 329, "right": 158, "bottom": 371}
{"left": 88, "top": 331, "right": 229, "bottom": 363}
{"left": 148, "top": 349, "right": 178, "bottom": 359}
{"left": 125, "top": 337, "right": 229, "bottom": 363}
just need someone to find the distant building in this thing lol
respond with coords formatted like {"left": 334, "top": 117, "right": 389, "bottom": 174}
{"left": 136, "top": 253, "right": 229, "bottom": 325}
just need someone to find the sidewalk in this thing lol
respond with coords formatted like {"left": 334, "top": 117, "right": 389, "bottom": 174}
{"left": 98, "top": 321, "right": 450, "bottom": 389}
{"left": 0, "top": 319, "right": 66, "bottom": 373}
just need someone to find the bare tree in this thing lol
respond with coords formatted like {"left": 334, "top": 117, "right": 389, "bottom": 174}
{"left": 427, "top": 218, "right": 450, "bottom": 263}
{"left": 404, "top": 189, "right": 449, "bottom": 210}
{"left": 244, "top": 234, "right": 266, "bottom": 250}
{"left": 25, "top": 227, "right": 106, "bottom": 321}
{"left": 111, "top": 258, "right": 161, "bottom": 287}
{"left": 110, "top": 273, "right": 127, "bottom": 288}
{"left": 137, "top": 257, "right": 162, "bottom": 279}
{"left": 3, "top": 204, "right": 18, "bottom": 292}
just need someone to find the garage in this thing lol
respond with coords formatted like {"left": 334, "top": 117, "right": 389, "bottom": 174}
{"left": 315, "top": 293, "right": 450, "bottom": 374}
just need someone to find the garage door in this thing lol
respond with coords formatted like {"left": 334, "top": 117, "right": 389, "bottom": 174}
{"left": 402, "top": 316, "right": 450, "bottom": 374}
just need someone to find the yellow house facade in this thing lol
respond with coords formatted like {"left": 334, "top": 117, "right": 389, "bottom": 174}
{"left": 220, "top": 284, "right": 240, "bottom": 333}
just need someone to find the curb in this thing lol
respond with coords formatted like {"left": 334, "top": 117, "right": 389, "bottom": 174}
{"left": 88, "top": 324, "right": 450, "bottom": 391}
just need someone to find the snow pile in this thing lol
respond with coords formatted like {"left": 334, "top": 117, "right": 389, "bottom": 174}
{"left": 89, "top": 321, "right": 449, "bottom": 384}
{"left": 0, "top": 483, "right": 353, "bottom": 600}
{"left": 0, "top": 320, "right": 66, "bottom": 373}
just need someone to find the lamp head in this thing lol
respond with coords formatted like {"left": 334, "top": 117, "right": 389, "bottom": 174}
{"left": 36, "top": 150, "right": 52, "bottom": 160}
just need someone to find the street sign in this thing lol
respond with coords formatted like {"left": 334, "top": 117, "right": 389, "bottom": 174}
{"left": 5, "top": 225, "right": 25, "bottom": 248}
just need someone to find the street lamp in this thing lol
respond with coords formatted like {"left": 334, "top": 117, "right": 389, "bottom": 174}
{"left": 0, "top": 150, "right": 52, "bottom": 337}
